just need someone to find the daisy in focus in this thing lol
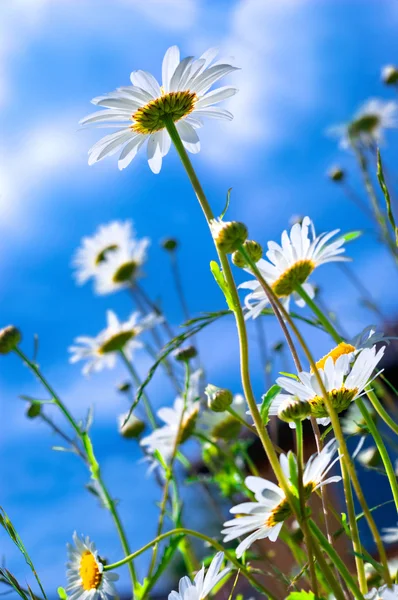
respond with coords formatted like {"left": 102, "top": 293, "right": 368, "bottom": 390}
{"left": 330, "top": 98, "right": 398, "bottom": 149}
{"left": 80, "top": 46, "right": 238, "bottom": 173}
{"left": 140, "top": 369, "right": 203, "bottom": 464}
{"left": 66, "top": 532, "right": 118, "bottom": 600}
{"left": 222, "top": 439, "right": 341, "bottom": 558}
{"left": 269, "top": 345, "right": 385, "bottom": 427}
{"left": 239, "top": 216, "right": 348, "bottom": 319}
{"left": 72, "top": 220, "right": 149, "bottom": 294}
{"left": 168, "top": 552, "right": 230, "bottom": 600}
{"left": 69, "top": 310, "right": 161, "bottom": 375}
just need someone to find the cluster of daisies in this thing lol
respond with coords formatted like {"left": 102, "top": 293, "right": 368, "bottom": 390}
{"left": 59, "top": 46, "right": 398, "bottom": 600}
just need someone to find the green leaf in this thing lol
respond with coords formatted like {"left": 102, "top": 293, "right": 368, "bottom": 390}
{"left": 377, "top": 148, "right": 398, "bottom": 246}
{"left": 138, "top": 535, "right": 184, "bottom": 598}
{"left": 260, "top": 384, "right": 281, "bottom": 425}
{"left": 279, "top": 371, "right": 299, "bottom": 380}
{"left": 288, "top": 451, "right": 298, "bottom": 492}
{"left": 285, "top": 592, "right": 320, "bottom": 600}
{"left": 210, "top": 261, "right": 234, "bottom": 310}
{"left": 339, "top": 230, "right": 362, "bottom": 243}
{"left": 220, "top": 188, "right": 232, "bottom": 219}
{"left": 57, "top": 588, "right": 67, "bottom": 600}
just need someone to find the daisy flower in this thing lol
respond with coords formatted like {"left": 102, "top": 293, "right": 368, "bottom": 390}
{"left": 66, "top": 532, "right": 118, "bottom": 600}
{"left": 330, "top": 98, "right": 398, "bottom": 149}
{"left": 382, "top": 523, "right": 398, "bottom": 544}
{"left": 239, "top": 217, "right": 348, "bottom": 319}
{"left": 94, "top": 238, "right": 150, "bottom": 295}
{"left": 341, "top": 399, "right": 376, "bottom": 436}
{"left": 269, "top": 345, "right": 385, "bottom": 427}
{"left": 168, "top": 552, "right": 230, "bottom": 600}
{"left": 69, "top": 310, "right": 160, "bottom": 375}
{"left": 222, "top": 439, "right": 340, "bottom": 558}
{"left": 140, "top": 369, "right": 203, "bottom": 464}
{"left": 80, "top": 46, "right": 238, "bottom": 173}
{"left": 365, "top": 584, "right": 398, "bottom": 600}
{"left": 198, "top": 393, "right": 246, "bottom": 440}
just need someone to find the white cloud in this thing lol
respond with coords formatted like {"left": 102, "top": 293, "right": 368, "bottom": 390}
{"left": 120, "top": 0, "right": 197, "bottom": 30}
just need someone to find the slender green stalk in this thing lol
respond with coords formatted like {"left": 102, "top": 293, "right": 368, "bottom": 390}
{"left": 148, "top": 362, "right": 191, "bottom": 577}
{"left": 119, "top": 348, "right": 157, "bottom": 429}
{"left": 295, "top": 284, "right": 342, "bottom": 344}
{"left": 356, "top": 397, "right": 398, "bottom": 511}
{"left": 295, "top": 421, "right": 319, "bottom": 596}
{"left": 367, "top": 388, "right": 398, "bottom": 436}
{"left": 309, "top": 520, "right": 365, "bottom": 600}
{"left": 103, "top": 527, "right": 278, "bottom": 600}
{"left": 13, "top": 347, "right": 138, "bottom": 590}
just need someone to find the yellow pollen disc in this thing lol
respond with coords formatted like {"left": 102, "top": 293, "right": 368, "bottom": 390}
{"left": 309, "top": 387, "right": 358, "bottom": 418}
{"left": 271, "top": 259, "right": 315, "bottom": 298}
{"left": 98, "top": 330, "right": 136, "bottom": 354}
{"left": 265, "top": 497, "right": 292, "bottom": 528}
{"left": 314, "top": 342, "right": 356, "bottom": 371}
{"left": 79, "top": 551, "right": 102, "bottom": 591}
{"left": 131, "top": 91, "right": 197, "bottom": 135}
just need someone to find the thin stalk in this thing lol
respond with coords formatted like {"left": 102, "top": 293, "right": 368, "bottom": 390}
{"left": 367, "top": 388, "right": 398, "bottom": 436}
{"left": 13, "top": 347, "right": 138, "bottom": 590}
{"left": 295, "top": 420, "right": 319, "bottom": 596}
{"left": 309, "top": 520, "right": 365, "bottom": 600}
{"left": 295, "top": 284, "right": 342, "bottom": 344}
{"left": 103, "top": 527, "right": 278, "bottom": 600}
{"left": 169, "top": 250, "right": 191, "bottom": 322}
{"left": 119, "top": 349, "right": 157, "bottom": 429}
{"left": 148, "top": 362, "right": 191, "bottom": 578}
{"left": 356, "top": 397, "right": 398, "bottom": 511}
{"left": 39, "top": 412, "right": 86, "bottom": 461}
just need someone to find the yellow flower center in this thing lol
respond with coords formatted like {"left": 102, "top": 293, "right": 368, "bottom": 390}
{"left": 349, "top": 114, "right": 380, "bottom": 137}
{"left": 309, "top": 387, "right": 359, "bottom": 418}
{"left": 79, "top": 551, "right": 102, "bottom": 591}
{"left": 314, "top": 342, "right": 356, "bottom": 371}
{"left": 179, "top": 405, "right": 199, "bottom": 444}
{"left": 112, "top": 260, "right": 138, "bottom": 283}
{"left": 132, "top": 91, "right": 197, "bottom": 135}
{"left": 98, "top": 330, "right": 136, "bottom": 354}
{"left": 95, "top": 244, "right": 119, "bottom": 266}
{"left": 265, "top": 497, "right": 292, "bottom": 528}
{"left": 272, "top": 259, "right": 315, "bottom": 298}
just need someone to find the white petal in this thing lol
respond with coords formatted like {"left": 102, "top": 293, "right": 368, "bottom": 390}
{"left": 196, "top": 86, "right": 238, "bottom": 109}
{"left": 162, "top": 46, "right": 180, "bottom": 92}
{"left": 176, "top": 121, "right": 200, "bottom": 153}
{"left": 130, "top": 70, "right": 161, "bottom": 98}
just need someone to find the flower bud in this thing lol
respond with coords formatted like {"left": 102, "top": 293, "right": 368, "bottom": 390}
{"left": 278, "top": 398, "right": 311, "bottom": 423}
{"left": 382, "top": 65, "right": 398, "bottom": 85}
{"left": 161, "top": 237, "right": 178, "bottom": 251}
{"left": 232, "top": 240, "right": 263, "bottom": 268}
{"left": 118, "top": 413, "right": 145, "bottom": 439}
{"left": 117, "top": 381, "right": 131, "bottom": 393}
{"left": 0, "top": 326, "right": 21, "bottom": 354}
{"left": 328, "top": 166, "right": 345, "bottom": 182}
{"left": 205, "top": 384, "right": 233, "bottom": 412}
{"left": 174, "top": 345, "right": 198, "bottom": 362}
{"left": 26, "top": 402, "right": 41, "bottom": 419}
{"left": 210, "top": 219, "right": 248, "bottom": 253}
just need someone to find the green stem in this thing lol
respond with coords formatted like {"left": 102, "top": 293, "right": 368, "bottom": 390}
{"left": 295, "top": 421, "right": 319, "bottom": 596}
{"left": 103, "top": 527, "right": 278, "bottom": 600}
{"left": 119, "top": 349, "right": 157, "bottom": 429}
{"left": 309, "top": 520, "right": 365, "bottom": 600}
{"left": 356, "top": 397, "right": 398, "bottom": 511}
{"left": 295, "top": 284, "right": 342, "bottom": 344}
{"left": 367, "top": 388, "right": 398, "bottom": 436}
{"left": 14, "top": 347, "right": 138, "bottom": 590}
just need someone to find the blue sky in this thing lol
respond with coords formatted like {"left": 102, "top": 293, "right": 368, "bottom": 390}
{"left": 2, "top": 0, "right": 398, "bottom": 596}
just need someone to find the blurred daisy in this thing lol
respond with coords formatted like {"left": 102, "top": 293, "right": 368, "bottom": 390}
{"left": 80, "top": 46, "right": 238, "bottom": 173}
{"left": 198, "top": 393, "right": 246, "bottom": 440}
{"left": 72, "top": 220, "right": 149, "bottom": 293}
{"left": 239, "top": 217, "right": 348, "bottom": 319}
{"left": 69, "top": 310, "right": 160, "bottom": 375}
{"left": 365, "top": 584, "right": 398, "bottom": 600}
{"left": 222, "top": 439, "right": 340, "bottom": 557}
{"left": 330, "top": 98, "right": 398, "bottom": 149}
{"left": 382, "top": 523, "right": 398, "bottom": 544}
{"left": 66, "top": 532, "right": 118, "bottom": 600}
{"left": 168, "top": 552, "right": 230, "bottom": 600}
{"left": 270, "top": 345, "right": 385, "bottom": 427}
{"left": 341, "top": 399, "right": 376, "bottom": 436}
{"left": 140, "top": 397, "right": 200, "bottom": 464}
{"left": 94, "top": 238, "right": 150, "bottom": 295}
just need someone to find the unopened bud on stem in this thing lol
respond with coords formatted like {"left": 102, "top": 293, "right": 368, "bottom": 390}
{"left": 210, "top": 219, "right": 248, "bottom": 253}
{"left": 0, "top": 326, "right": 21, "bottom": 354}
{"left": 205, "top": 384, "right": 233, "bottom": 412}
{"left": 278, "top": 398, "right": 311, "bottom": 423}
{"left": 232, "top": 240, "right": 263, "bottom": 268}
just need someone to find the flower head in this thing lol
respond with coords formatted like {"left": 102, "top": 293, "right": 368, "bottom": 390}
{"left": 222, "top": 439, "right": 340, "bottom": 557}
{"left": 382, "top": 65, "right": 398, "bottom": 85}
{"left": 239, "top": 217, "right": 348, "bottom": 318}
{"left": 0, "top": 325, "right": 21, "bottom": 354}
{"left": 168, "top": 552, "right": 230, "bottom": 600}
{"left": 330, "top": 98, "right": 398, "bottom": 149}
{"left": 66, "top": 532, "right": 118, "bottom": 600}
{"left": 270, "top": 345, "right": 385, "bottom": 427}
{"left": 342, "top": 399, "right": 375, "bottom": 436}
{"left": 94, "top": 239, "right": 150, "bottom": 295}
{"left": 365, "top": 584, "right": 398, "bottom": 600}
{"left": 69, "top": 310, "right": 160, "bottom": 375}
{"left": 80, "top": 46, "right": 238, "bottom": 173}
